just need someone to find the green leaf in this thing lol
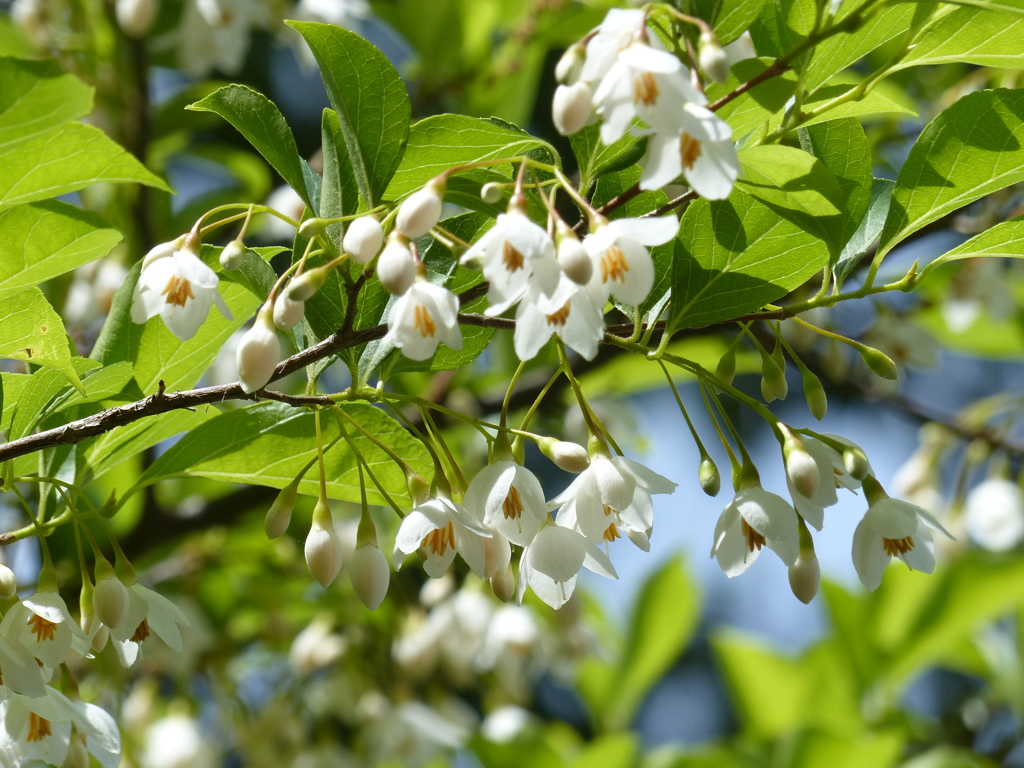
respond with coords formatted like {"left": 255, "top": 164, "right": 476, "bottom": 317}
{"left": 0, "top": 201, "right": 122, "bottom": 296}
{"left": 713, "top": 631, "right": 805, "bottom": 736}
{"left": 835, "top": 178, "right": 894, "bottom": 283}
{"left": 801, "top": 119, "right": 873, "bottom": 249}
{"left": 928, "top": 216, "right": 1024, "bottom": 270}
{"left": 320, "top": 107, "right": 361, "bottom": 225}
{"left": 680, "top": 0, "right": 771, "bottom": 44}
{"left": 799, "top": 85, "right": 917, "bottom": 128}
{"left": 790, "top": 728, "right": 904, "bottom": 768}
{"left": 705, "top": 58, "right": 798, "bottom": 139}
{"left": 735, "top": 144, "right": 844, "bottom": 256}
{"left": 878, "top": 89, "right": 1024, "bottom": 260}
{"left": 0, "top": 288, "right": 84, "bottom": 391}
{"left": 0, "top": 122, "right": 171, "bottom": 210}
{"left": 132, "top": 401, "right": 432, "bottom": 506}
{"left": 187, "top": 84, "right": 318, "bottom": 211}
{"left": 0, "top": 57, "right": 93, "bottom": 150}
{"left": 286, "top": 21, "right": 411, "bottom": 207}
{"left": 669, "top": 188, "right": 831, "bottom": 329}
{"left": 387, "top": 114, "right": 556, "bottom": 201}
{"left": 893, "top": 8, "right": 1024, "bottom": 72}
{"left": 5, "top": 358, "right": 100, "bottom": 441}
{"left": 570, "top": 123, "right": 645, "bottom": 195}
{"left": 931, "top": 0, "right": 1024, "bottom": 16}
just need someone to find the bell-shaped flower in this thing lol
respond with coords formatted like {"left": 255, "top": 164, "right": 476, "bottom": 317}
{"left": 396, "top": 179, "right": 445, "bottom": 238}
{"left": 0, "top": 637, "right": 47, "bottom": 698}
{"left": 583, "top": 214, "right": 678, "bottom": 306}
{"left": 513, "top": 272, "right": 606, "bottom": 362}
{"left": 784, "top": 437, "right": 839, "bottom": 531}
{"left": 516, "top": 522, "right": 617, "bottom": 610}
{"left": 377, "top": 233, "right": 417, "bottom": 296}
{"left": 130, "top": 241, "right": 232, "bottom": 340}
{"left": 384, "top": 279, "right": 463, "bottom": 361}
{"left": 463, "top": 460, "right": 550, "bottom": 546}
{"left": 236, "top": 304, "right": 281, "bottom": 393}
{"left": 965, "top": 477, "right": 1024, "bottom": 552}
{"left": 109, "top": 583, "right": 191, "bottom": 668}
{"left": 394, "top": 495, "right": 492, "bottom": 579}
{"left": 350, "top": 544, "right": 391, "bottom": 610}
{"left": 852, "top": 496, "right": 951, "bottom": 590}
{"left": 343, "top": 215, "right": 385, "bottom": 264}
{"left": 1, "top": 591, "right": 86, "bottom": 670}
{"left": 579, "top": 7, "right": 647, "bottom": 84}
{"left": 711, "top": 486, "right": 799, "bottom": 577}
{"left": 639, "top": 103, "right": 739, "bottom": 199}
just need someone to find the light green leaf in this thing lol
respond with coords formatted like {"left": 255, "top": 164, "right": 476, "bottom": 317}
{"left": 799, "top": 85, "right": 917, "bottom": 128}
{"left": 0, "top": 57, "right": 93, "bottom": 150}
{"left": 570, "top": 123, "right": 645, "bottom": 195}
{"left": 878, "top": 89, "right": 1024, "bottom": 260}
{"left": 713, "top": 631, "right": 805, "bottom": 736}
{"left": 386, "top": 114, "right": 556, "bottom": 200}
{"left": 929, "top": 0, "right": 1024, "bottom": 16}
{"left": 736, "top": 144, "right": 844, "bottom": 256}
{"left": 0, "top": 288, "right": 84, "bottom": 391}
{"left": 132, "top": 401, "right": 431, "bottom": 506}
{"left": 790, "top": 728, "right": 904, "bottom": 768}
{"left": 801, "top": 119, "right": 873, "bottom": 249}
{"left": 669, "top": 188, "right": 831, "bottom": 329}
{"left": 0, "top": 200, "right": 122, "bottom": 296}
{"left": 187, "top": 84, "right": 319, "bottom": 211}
{"left": 5, "top": 358, "right": 100, "bottom": 441}
{"left": 286, "top": 21, "right": 410, "bottom": 207}
{"left": 0, "top": 122, "right": 171, "bottom": 210}
{"left": 928, "top": 216, "right": 1024, "bottom": 271}
{"left": 835, "top": 178, "right": 894, "bottom": 283}
{"left": 705, "top": 58, "right": 798, "bottom": 139}
{"left": 680, "top": 0, "right": 771, "bottom": 44}
{"left": 892, "top": 8, "right": 1024, "bottom": 72}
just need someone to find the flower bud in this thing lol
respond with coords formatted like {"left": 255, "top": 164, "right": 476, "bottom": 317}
{"left": 0, "top": 563, "right": 16, "bottom": 599}
{"left": 93, "top": 567, "right": 129, "bottom": 630}
{"left": 480, "top": 182, "right": 504, "bottom": 205}
{"left": 305, "top": 501, "right": 343, "bottom": 588}
{"left": 219, "top": 240, "right": 245, "bottom": 271}
{"left": 298, "top": 218, "right": 330, "bottom": 239}
{"left": 555, "top": 42, "right": 586, "bottom": 85}
{"left": 698, "top": 32, "right": 730, "bottom": 84}
{"left": 699, "top": 457, "right": 720, "bottom": 496}
{"left": 64, "top": 734, "right": 89, "bottom": 768}
{"left": 407, "top": 473, "right": 431, "bottom": 506}
{"left": 396, "top": 178, "right": 445, "bottom": 238}
{"left": 272, "top": 294, "right": 304, "bottom": 330}
{"left": 761, "top": 358, "right": 788, "bottom": 402}
{"left": 716, "top": 345, "right": 736, "bottom": 385}
{"left": 784, "top": 437, "right": 819, "bottom": 500}
{"left": 343, "top": 215, "right": 385, "bottom": 264}
{"left": 552, "top": 81, "right": 593, "bottom": 136}
{"left": 802, "top": 369, "right": 827, "bottom": 420}
{"left": 286, "top": 265, "right": 330, "bottom": 302}
{"left": 491, "top": 565, "right": 516, "bottom": 603}
{"left": 116, "top": 0, "right": 158, "bottom": 38}
{"left": 350, "top": 545, "right": 390, "bottom": 610}
{"left": 237, "top": 305, "right": 281, "bottom": 394}
{"left": 266, "top": 480, "right": 299, "bottom": 539}
{"left": 788, "top": 553, "right": 820, "bottom": 604}
{"left": 857, "top": 343, "right": 899, "bottom": 380}
{"left": 556, "top": 228, "right": 592, "bottom": 285}
{"left": 844, "top": 447, "right": 871, "bottom": 481}
{"left": 377, "top": 233, "right": 416, "bottom": 296}
{"left": 538, "top": 438, "right": 590, "bottom": 473}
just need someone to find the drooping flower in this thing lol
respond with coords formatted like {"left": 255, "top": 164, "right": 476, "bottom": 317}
{"left": 108, "top": 583, "right": 191, "bottom": 667}
{"left": 130, "top": 240, "right": 232, "bottom": 341}
{"left": 236, "top": 304, "right": 281, "bottom": 393}
{"left": 396, "top": 179, "right": 445, "bottom": 239}
{"left": 579, "top": 8, "right": 648, "bottom": 85}
{"left": 553, "top": 81, "right": 594, "bottom": 136}
{"left": 965, "top": 478, "right": 1024, "bottom": 552}
{"left": 0, "top": 590, "right": 87, "bottom": 669}
{"left": 393, "top": 495, "right": 492, "bottom": 579}
{"left": 517, "top": 522, "right": 617, "bottom": 610}
{"left": 343, "top": 215, "right": 385, "bottom": 264}
{"left": 711, "top": 486, "right": 800, "bottom": 577}
{"left": 463, "top": 461, "right": 550, "bottom": 546}
{"left": 384, "top": 279, "right": 463, "bottom": 361}
{"left": 582, "top": 214, "right": 678, "bottom": 306}
{"left": 513, "top": 272, "right": 606, "bottom": 362}
{"left": 784, "top": 436, "right": 840, "bottom": 531}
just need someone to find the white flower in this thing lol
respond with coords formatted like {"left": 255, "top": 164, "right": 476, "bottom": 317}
{"left": 109, "top": 583, "right": 191, "bottom": 667}
{"left": 289, "top": 616, "right": 347, "bottom": 675}
{"left": 236, "top": 305, "right": 280, "bottom": 393}
{"left": 0, "top": 590, "right": 87, "bottom": 669}
{"left": 639, "top": 104, "right": 739, "bottom": 199}
{"left": 396, "top": 180, "right": 444, "bottom": 238}
{"left": 552, "top": 455, "right": 677, "bottom": 551}
{"left": 583, "top": 214, "right": 678, "bottom": 306}
{"left": 141, "top": 714, "right": 217, "bottom": 768}
{"left": 262, "top": 185, "right": 306, "bottom": 240}
{"left": 698, "top": 32, "right": 730, "bottom": 84}
{"left": 343, "top": 215, "right": 385, "bottom": 264}
{"left": 376, "top": 233, "right": 417, "bottom": 296}
{"left": 0, "top": 637, "right": 47, "bottom": 698}
{"left": 177, "top": 0, "right": 270, "bottom": 77}
{"left": 591, "top": 43, "right": 704, "bottom": 145}
{"left": 788, "top": 553, "right": 820, "bottom": 604}
{"left": 394, "top": 495, "right": 492, "bottom": 579}
{"left": 553, "top": 81, "right": 594, "bottom": 136}
{"left": 130, "top": 242, "right": 232, "bottom": 341}
{"left": 711, "top": 486, "right": 799, "bottom": 577}
{"left": 272, "top": 294, "right": 304, "bottom": 330}
{"left": 784, "top": 437, "right": 839, "bottom": 531}
{"left": 965, "top": 478, "right": 1024, "bottom": 552}
{"left": 852, "top": 497, "right": 950, "bottom": 590}
{"left": 350, "top": 544, "right": 391, "bottom": 610}
{"left": 384, "top": 280, "right": 463, "bottom": 361}
{"left": 463, "top": 461, "right": 550, "bottom": 546}
{"left": 517, "top": 523, "right": 617, "bottom": 610}
{"left": 579, "top": 8, "right": 648, "bottom": 85}
{"left": 513, "top": 272, "right": 606, "bottom": 362}
{"left": 289, "top": 0, "right": 370, "bottom": 68}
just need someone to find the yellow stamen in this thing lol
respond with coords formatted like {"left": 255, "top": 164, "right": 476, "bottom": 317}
{"left": 741, "top": 519, "right": 766, "bottom": 552}
{"left": 413, "top": 304, "right": 436, "bottom": 338}
{"left": 26, "top": 614, "right": 57, "bottom": 643}
{"left": 883, "top": 536, "right": 915, "bottom": 557}
{"left": 679, "top": 132, "right": 702, "bottom": 170}
{"left": 546, "top": 302, "right": 570, "bottom": 327}
{"left": 502, "top": 241, "right": 525, "bottom": 272}
{"left": 27, "top": 713, "right": 51, "bottom": 742}
{"left": 131, "top": 619, "right": 151, "bottom": 644}
{"left": 602, "top": 504, "right": 616, "bottom": 517}
{"left": 502, "top": 485, "right": 524, "bottom": 520}
{"left": 161, "top": 275, "right": 195, "bottom": 307}
{"left": 601, "top": 246, "right": 629, "bottom": 285}
{"left": 603, "top": 523, "right": 621, "bottom": 542}
{"left": 633, "top": 71, "right": 659, "bottom": 106}
{"left": 421, "top": 522, "right": 455, "bottom": 555}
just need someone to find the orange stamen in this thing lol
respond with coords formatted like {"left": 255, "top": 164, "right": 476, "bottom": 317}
{"left": 741, "top": 519, "right": 766, "bottom": 552}
{"left": 26, "top": 614, "right": 57, "bottom": 643}
{"left": 27, "top": 713, "right": 51, "bottom": 742}
{"left": 633, "top": 72, "right": 659, "bottom": 106}
{"left": 502, "top": 485, "right": 524, "bottom": 520}
{"left": 502, "top": 241, "right": 525, "bottom": 272}
{"left": 161, "top": 275, "right": 195, "bottom": 307}
{"left": 413, "top": 304, "right": 436, "bottom": 338}
{"left": 131, "top": 619, "right": 151, "bottom": 644}
{"left": 679, "top": 133, "right": 702, "bottom": 170}
{"left": 883, "top": 536, "right": 915, "bottom": 557}
{"left": 601, "top": 246, "right": 629, "bottom": 285}
{"left": 546, "top": 302, "right": 570, "bottom": 327}
{"left": 421, "top": 522, "right": 455, "bottom": 555}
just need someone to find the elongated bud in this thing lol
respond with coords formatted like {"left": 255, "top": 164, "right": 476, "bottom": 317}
{"left": 538, "top": 438, "right": 590, "bottom": 473}
{"left": 350, "top": 545, "right": 390, "bottom": 610}
{"left": 552, "top": 81, "right": 593, "bottom": 136}
{"left": 699, "top": 457, "right": 720, "bottom": 496}
{"left": 220, "top": 240, "right": 245, "bottom": 271}
{"left": 555, "top": 42, "right": 586, "bottom": 84}
{"left": 343, "top": 215, "right": 385, "bottom": 264}
{"left": 760, "top": 356, "right": 787, "bottom": 402}
{"left": 273, "top": 294, "right": 304, "bottom": 330}
{"left": 844, "top": 447, "right": 871, "bottom": 481}
{"left": 802, "top": 369, "right": 827, "bottom": 420}
{"left": 491, "top": 565, "right": 516, "bottom": 603}
{"left": 298, "top": 218, "right": 330, "bottom": 239}
{"left": 556, "top": 225, "right": 592, "bottom": 285}
{"left": 266, "top": 480, "right": 299, "bottom": 539}
{"left": 0, "top": 563, "right": 16, "bottom": 599}
{"left": 64, "top": 734, "right": 89, "bottom": 768}
{"left": 286, "top": 265, "right": 330, "bottom": 302}
{"left": 788, "top": 553, "right": 820, "bottom": 604}
{"left": 396, "top": 178, "right": 445, "bottom": 238}
{"left": 116, "top": 0, "right": 158, "bottom": 38}
{"left": 698, "top": 32, "right": 730, "bottom": 84}
{"left": 480, "top": 182, "right": 503, "bottom": 205}
{"left": 93, "top": 560, "right": 128, "bottom": 630}
{"left": 857, "top": 343, "right": 899, "bottom": 380}
{"left": 377, "top": 233, "right": 416, "bottom": 296}
{"left": 237, "top": 305, "right": 281, "bottom": 394}
{"left": 716, "top": 345, "right": 736, "bottom": 385}
{"left": 784, "top": 435, "right": 819, "bottom": 499}
{"left": 305, "top": 500, "right": 343, "bottom": 588}
{"left": 407, "top": 473, "right": 431, "bottom": 506}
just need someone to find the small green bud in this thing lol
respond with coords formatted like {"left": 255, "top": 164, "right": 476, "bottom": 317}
{"left": 857, "top": 343, "right": 899, "bottom": 380}
{"left": 761, "top": 357, "right": 788, "bottom": 402}
{"left": 286, "top": 265, "right": 330, "bottom": 302}
{"left": 265, "top": 480, "right": 299, "bottom": 539}
{"left": 715, "top": 345, "right": 736, "bottom": 385}
{"left": 480, "top": 182, "right": 503, "bottom": 204}
{"left": 699, "top": 457, "right": 720, "bottom": 496}
{"left": 843, "top": 447, "right": 871, "bottom": 481}
{"left": 219, "top": 240, "right": 245, "bottom": 271}
{"left": 298, "top": 218, "right": 329, "bottom": 238}
{"left": 491, "top": 565, "right": 516, "bottom": 603}
{"left": 802, "top": 370, "right": 827, "bottom": 420}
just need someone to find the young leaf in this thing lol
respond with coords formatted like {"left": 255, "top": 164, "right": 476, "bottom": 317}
{"left": 835, "top": 178, "right": 894, "bottom": 283}
{"left": 799, "top": 86, "right": 916, "bottom": 128}
{"left": 800, "top": 119, "right": 872, "bottom": 248}
{"left": 680, "top": 0, "right": 771, "bottom": 44}
{"left": 0, "top": 287, "right": 84, "bottom": 391}
{"left": 927, "top": 215, "right": 1024, "bottom": 270}
{"left": 0, "top": 57, "right": 93, "bottom": 150}
{"left": 570, "top": 122, "right": 645, "bottom": 195}
{"left": 892, "top": 8, "right": 1024, "bottom": 72}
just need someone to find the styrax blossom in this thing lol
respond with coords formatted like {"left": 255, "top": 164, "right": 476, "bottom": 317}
{"left": 784, "top": 437, "right": 839, "bottom": 531}
{"left": 551, "top": 455, "right": 677, "bottom": 551}
{"left": 514, "top": 272, "right": 605, "bottom": 362}
{"left": 0, "top": 591, "right": 87, "bottom": 669}
{"left": 852, "top": 496, "right": 951, "bottom": 590}
{"left": 130, "top": 241, "right": 232, "bottom": 341}
{"left": 0, "top": 637, "right": 47, "bottom": 698}
{"left": 552, "top": 81, "right": 594, "bottom": 136}
{"left": 639, "top": 104, "right": 739, "bottom": 200}
{"left": 583, "top": 214, "right": 678, "bottom": 306}
{"left": 109, "top": 583, "right": 191, "bottom": 668}
{"left": 579, "top": 8, "right": 647, "bottom": 85}
{"left": 965, "top": 478, "right": 1024, "bottom": 551}
{"left": 463, "top": 461, "right": 550, "bottom": 546}
{"left": 384, "top": 280, "right": 463, "bottom": 361}
{"left": 517, "top": 522, "right": 617, "bottom": 610}
{"left": 712, "top": 486, "right": 799, "bottom": 577}
{"left": 393, "top": 495, "right": 492, "bottom": 579}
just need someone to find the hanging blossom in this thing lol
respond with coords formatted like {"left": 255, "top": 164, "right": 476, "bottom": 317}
{"left": 0, "top": 591, "right": 87, "bottom": 670}
{"left": 513, "top": 272, "right": 606, "bottom": 362}
{"left": 583, "top": 214, "right": 678, "bottom": 306}
{"left": 517, "top": 522, "right": 617, "bottom": 610}
{"left": 711, "top": 485, "right": 800, "bottom": 577}
{"left": 384, "top": 278, "right": 463, "bottom": 361}
{"left": 393, "top": 495, "right": 492, "bottom": 579}
{"left": 108, "top": 582, "right": 192, "bottom": 668}
{"left": 463, "top": 460, "right": 550, "bottom": 547}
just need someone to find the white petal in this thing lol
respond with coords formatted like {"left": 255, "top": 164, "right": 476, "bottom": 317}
{"left": 606, "top": 215, "right": 678, "bottom": 246}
